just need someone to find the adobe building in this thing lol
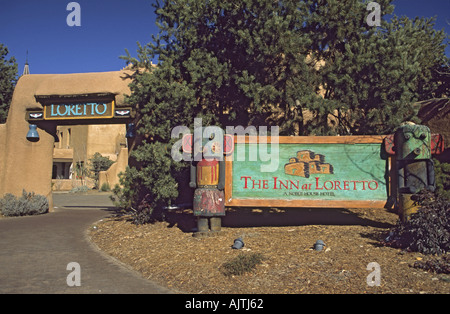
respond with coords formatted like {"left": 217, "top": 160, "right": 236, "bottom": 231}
{"left": 0, "top": 69, "right": 135, "bottom": 209}
{"left": 52, "top": 124, "right": 127, "bottom": 190}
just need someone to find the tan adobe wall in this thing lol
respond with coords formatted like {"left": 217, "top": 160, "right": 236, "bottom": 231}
{"left": 98, "top": 147, "right": 128, "bottom": 189}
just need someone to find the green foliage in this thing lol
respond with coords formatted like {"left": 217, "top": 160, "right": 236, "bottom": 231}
{"left": 69, "top": 185, "right": 90, "bottom": 194}
{"left": 110, "top": 182, "right": 132, "bottom": 210}
{"left": 111, "top": 185, "right": 155, "bottom": 225}
{"left": 412, "top": 255, "right": 450, "bottom": 275}
{"left": 221, "top": 252, "right": 266, "bottom": 277}
{"left": 0, "top": 190, "right": 49, "bottom": 217}
{"left": 74, "top": 161, "right": 89, "bottom": 186}
{"left": 110, "top": 182, "right": 160, "bottom": 225}
{"left": 434, "top": 159, "right": 450, "bottom": 200}
{"left": 100, "top": 182, "right": 111, "bottom": 192}
{"left": 385, "top": 190, "right": 450, "bottom": 255}
{"left": 109, "top": 143, "right": 184, "bottom": 223}
{"left": 0, "top": 43, "right": 18, "bottom": 123}
{"left": 88, "top": 152, "right": 115, "bottom": 189}
{"left": 0, "top": 193, "right": 25, "bottom": 216}
{"left": 305, "top": 2, "right": 448, "bottom": 135}
{"left": 118, "top": 0, "right": 449, "bottom": 220}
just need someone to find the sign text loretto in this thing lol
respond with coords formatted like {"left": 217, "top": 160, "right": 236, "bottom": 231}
{"left": 43, "top": 100, "right": 114, "bottom": 120}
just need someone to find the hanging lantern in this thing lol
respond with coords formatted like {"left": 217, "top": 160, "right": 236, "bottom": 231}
{"left": 26, "top": 124, "right": 39, "bottom": 141}
{"left": 126, "top": 123, "right": 135, "bottom": 138}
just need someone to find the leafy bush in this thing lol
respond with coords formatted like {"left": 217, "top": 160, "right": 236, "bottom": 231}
{"left": 130, "top": 194, "right": 155, "bottom": 225}
{"left": 89, "top": 152, "right": 115, "bottom": 189}
{"left": 111, "top": 192, "right": 163, "bottom": 225}
{"left": 109, "top": 164, "right": 175, "bottom": 224}
{"left": 434, "top": 159, "right": 450, "bottom": 200}
{"left": 0, "top": 193, "right": 27, "bottom": 216}
{"left": 110, "top": 182, "right": 131, "bottom": 210}
{"left": 221, "top": 253, "right": 266, "bottom": 277}
{"left": 412, "top": 255, "right": 450, "bottom": 274}
{"left": 69, "top": 185, "right": 89, "bottom": 193}
{"left": 23, "top": 191, "right": 49, "bottom": 215}
{"left": 385, "top": 190, "right": 450, "bottom": 255}
{"left": 100, "top": 182, "right": 110, "bottom": 192}
{"left": 110, "top": 181, "right": 152, "bottom": 225}
{"left": 0, "top": 190, "right": 49, "bottom": 217}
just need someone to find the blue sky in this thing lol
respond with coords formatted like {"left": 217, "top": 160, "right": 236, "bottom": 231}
{"left": 0, "top": 0, "right": 449, "bottom": 75}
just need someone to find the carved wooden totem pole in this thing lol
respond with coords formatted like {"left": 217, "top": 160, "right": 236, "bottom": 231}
{"left": 385, "top": 123, "right": 444, "bottom": 220}
{"left": 182, "top": 129, "right": 234, "bottom": 236}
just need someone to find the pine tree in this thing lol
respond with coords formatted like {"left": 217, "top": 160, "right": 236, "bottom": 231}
{"left": 304, "top": 1, "right": 448, "bottom": 135}
{"left": 0, "top": 44, "right": 18, "bottom": 124}
{"left": 118, "top": 0, "right": 322, "bottom": 213}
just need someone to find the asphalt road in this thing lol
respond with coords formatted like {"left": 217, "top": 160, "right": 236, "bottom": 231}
{"left": 0, "top": 192, "right": 172, "bottom": 294}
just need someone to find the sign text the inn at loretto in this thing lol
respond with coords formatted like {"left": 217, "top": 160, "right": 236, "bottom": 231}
{"left": 225, "top": 135, "right": 392, "bottom": 209}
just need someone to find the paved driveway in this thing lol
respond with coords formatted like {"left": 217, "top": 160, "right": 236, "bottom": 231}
{"left": 0, "top": 192, "right": 172, "bottom": 294}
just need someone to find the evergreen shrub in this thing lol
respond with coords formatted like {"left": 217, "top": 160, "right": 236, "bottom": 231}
{"left": 385, "top": 190, "right": 450, "bottom": 255}
{"left": 413, "top": 255, "right": 450, "bottom": 274}
{"left": 100, "top": 182, "right": 110, "bottom": 192}
{"left": 89, "top": 152, "right": 114, "bottom": 189}
{"left": 434, "top": 159, "right": 450, "bottom": 200}
{"left": 221, "top": 253, "right": 266, "bottom": 277}
{"left": 69, "top": 185, "right": 89, "bottom": 193}
{"left": 0, "top": 190, "right": 49, "bottom": 217}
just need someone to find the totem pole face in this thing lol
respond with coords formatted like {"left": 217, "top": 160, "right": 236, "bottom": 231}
{"left": 189, "top": 126, "right": 224, "bottom": 161}
{"left": 395, "top": 124, "right": 431, "bottom": 160}
{"left": 181, "top": 127, "right": 234, "bottom": 188}
{"left": 201, "top": 128, "right": 224, "bottom": 160}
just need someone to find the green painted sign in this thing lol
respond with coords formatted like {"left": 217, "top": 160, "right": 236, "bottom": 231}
{"left": 225, "top": 136, "right": 391, "bottom": 208}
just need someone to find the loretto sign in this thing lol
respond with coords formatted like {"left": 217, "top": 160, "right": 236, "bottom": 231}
{"left": 26, "top": 100, "right": 132, "bottom": 121}
{"left": 44, "top": 101, "right": 114, "bottom": 119}
{"left": 224, "top": 136, "right": 392, "bottom": 209}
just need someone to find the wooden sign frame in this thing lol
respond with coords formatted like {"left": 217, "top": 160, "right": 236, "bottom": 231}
{"left": 224, "top": 135, "right": 393, "bottom": 209}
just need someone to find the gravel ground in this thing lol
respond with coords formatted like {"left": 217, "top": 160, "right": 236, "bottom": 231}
{"left": 88, "top": 207, "right": 450, "bottom": 294}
